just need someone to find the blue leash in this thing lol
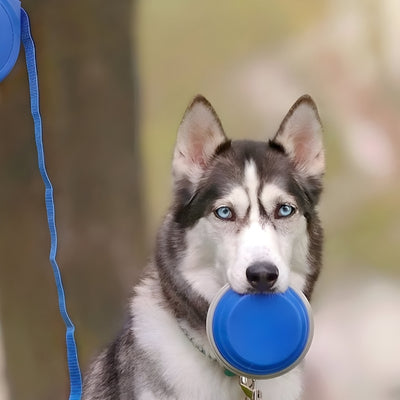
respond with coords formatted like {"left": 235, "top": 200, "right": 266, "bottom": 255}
{"left": 20, "top": 9, "right": 82, "bottom": 400}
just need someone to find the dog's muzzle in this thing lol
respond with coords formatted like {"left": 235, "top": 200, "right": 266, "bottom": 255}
{"left": 246, "top": 262, "right": 279, "bottom": 292}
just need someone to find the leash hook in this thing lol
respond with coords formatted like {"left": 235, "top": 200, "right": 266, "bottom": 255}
{"left": 239, "top": 376, "right": 262, "bottom": 400}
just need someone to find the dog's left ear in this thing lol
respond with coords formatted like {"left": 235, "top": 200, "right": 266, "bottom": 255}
{"left": 271, "top": 95, "right": 324, "bottom": 178}
{"left": 173, "top": 95, "right": 228, "bottom": 187}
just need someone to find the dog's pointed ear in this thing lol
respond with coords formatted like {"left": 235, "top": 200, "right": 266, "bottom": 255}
{"left": 271, "top": 95, "right": 324, "bottom": 178}
{"left": 173, "top": 95, "right": 228, "bottom": 186}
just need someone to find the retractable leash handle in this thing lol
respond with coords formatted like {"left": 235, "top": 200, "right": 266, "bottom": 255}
{"left": 0, "top": 0, "right": 21, "bottom": 82}
{"left": 0, "top": 1, "right": 82, "bottom": 399}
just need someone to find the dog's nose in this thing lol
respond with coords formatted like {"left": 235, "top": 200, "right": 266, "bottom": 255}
{"left": 246, "top": 262, "right": 279, "bottom": 292}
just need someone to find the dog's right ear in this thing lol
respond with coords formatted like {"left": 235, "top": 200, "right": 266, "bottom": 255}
{"left": 271, "top": 95, "right": 324, "bottom": 179}
{"left": 172, "top": 95, "right": 228, "bottom": 188}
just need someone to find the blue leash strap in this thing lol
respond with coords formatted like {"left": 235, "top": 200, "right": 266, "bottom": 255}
{"left": 20, "top": 9, "right": 82, "bottom": 400}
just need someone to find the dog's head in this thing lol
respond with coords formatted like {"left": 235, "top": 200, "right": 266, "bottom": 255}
{"left": 169, "top": 95, "right": 324, "bottom": 300}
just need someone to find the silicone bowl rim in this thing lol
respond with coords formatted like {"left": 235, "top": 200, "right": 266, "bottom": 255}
{"left": 206, "top": 284, "right": 314, "bottom": 379}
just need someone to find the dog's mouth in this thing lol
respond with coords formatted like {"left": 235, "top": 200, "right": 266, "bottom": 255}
{"left": 224, "top": 281, "right": 280, "bottom": 296}
{"left": 244, "top": 287, "right": 278, "bottom": 295}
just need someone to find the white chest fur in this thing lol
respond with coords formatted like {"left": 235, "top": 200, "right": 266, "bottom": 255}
{"left": 131, "top": 276, "right": 303, "bottom": 400}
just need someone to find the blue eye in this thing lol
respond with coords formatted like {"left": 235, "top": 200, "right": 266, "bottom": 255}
{"left": 277, "top": 204, "right": 296, "bottom": 218}
{"left": 214, "top": 206, "right": 234, "bottom": 221}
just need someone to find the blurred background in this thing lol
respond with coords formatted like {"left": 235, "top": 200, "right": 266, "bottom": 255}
{"left": 0, "top": 0, "right": 399, "bottom": 399}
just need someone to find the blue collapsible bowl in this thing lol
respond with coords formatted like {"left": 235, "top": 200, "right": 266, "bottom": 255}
{"left": 0, "top": 0, "right": 21, "bottom": 82}
{"left": 206, "top": 284, "right": 313, "bottom": 378}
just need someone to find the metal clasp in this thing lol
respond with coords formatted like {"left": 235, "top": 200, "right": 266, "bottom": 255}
{"left": 239, "top": 376, "right": 262, "bottom": 400}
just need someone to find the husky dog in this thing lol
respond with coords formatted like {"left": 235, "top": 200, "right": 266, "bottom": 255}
{"left": 83, "top": 94, "right": 324, "bottom": 400}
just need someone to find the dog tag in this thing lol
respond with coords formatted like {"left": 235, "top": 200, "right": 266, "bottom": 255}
{"left": 239, "top": 376, "right": 262, "bottom": 400}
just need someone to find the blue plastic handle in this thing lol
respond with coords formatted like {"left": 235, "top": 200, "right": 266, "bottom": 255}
{"left": 0, "top": 0, "right": 21, "bottom": 82}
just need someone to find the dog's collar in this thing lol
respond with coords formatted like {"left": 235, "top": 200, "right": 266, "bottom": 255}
{"left": 179, "top": 324, "right": 236, "bottom": 377}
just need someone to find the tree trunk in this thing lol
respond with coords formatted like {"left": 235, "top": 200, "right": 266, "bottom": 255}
{"left": 0, "top": 1, "right": 145, "bottom": 399}
{"left": 0, "top": 323, "right": 9, "bottom": 400}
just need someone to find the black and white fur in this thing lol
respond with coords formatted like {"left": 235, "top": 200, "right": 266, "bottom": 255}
{"left": 83, "top": 95, "right": 324, "bottom": 400}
